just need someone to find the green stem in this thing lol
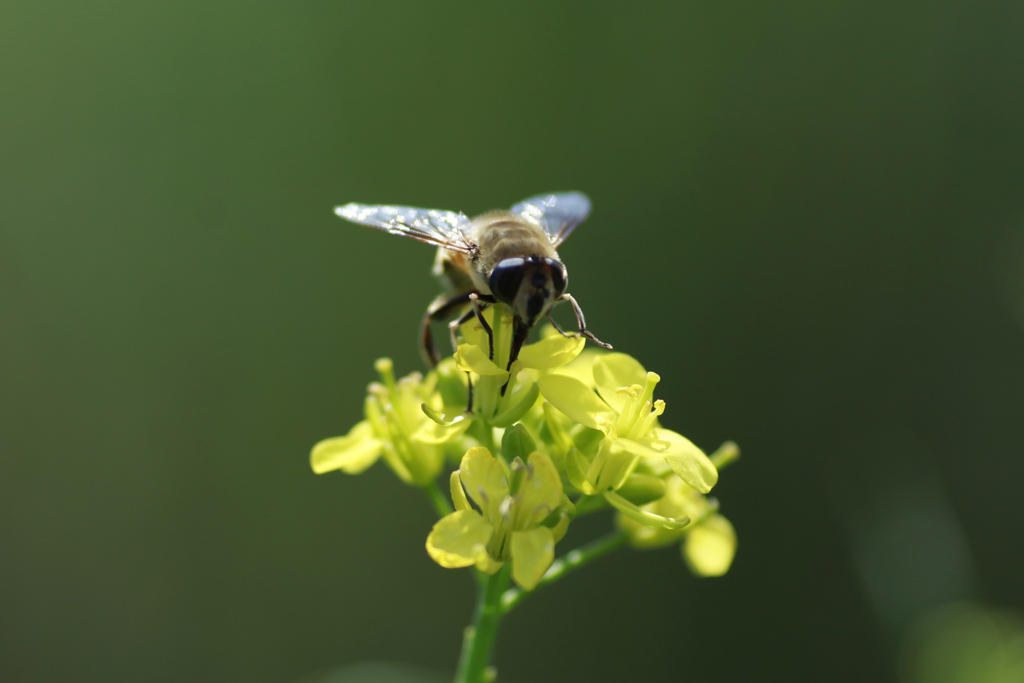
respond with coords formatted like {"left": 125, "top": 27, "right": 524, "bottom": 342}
{"left": 499, "top": 529, "right": 628, "bottom": 614}
{"left": 455, "top": 565, "right": 512, "bottom": 683}
{"left": 425, "top": 480, "right": 454, "bottom": 519}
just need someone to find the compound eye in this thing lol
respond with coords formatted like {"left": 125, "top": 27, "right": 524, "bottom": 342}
{"left": 546, "top": 258, "right": 568, "bottom": 297}
{"left": 489, "top": 257, "right": 525, "bottom": 304}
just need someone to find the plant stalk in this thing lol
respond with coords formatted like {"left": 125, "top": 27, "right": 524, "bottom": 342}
{"left": 455, "top": 565, "right": 512, "bottom": 683}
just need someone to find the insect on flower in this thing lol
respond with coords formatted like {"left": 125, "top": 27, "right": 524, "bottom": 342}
{"left": 335, "top": 192, "right": 612, "bottom": 369}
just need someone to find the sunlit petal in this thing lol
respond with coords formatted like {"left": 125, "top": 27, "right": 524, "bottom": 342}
{"left": 593, "top": 353, "right": 648, "bottom": 411}
{"left": 518, "top": 335, "right": 586, "bottom": 370}
{"left": 425, "top": 510, "right": 495, "bottom": 568}
{"left": 459, "top": 447, "right": 508, "bottom": 521}
{"left": 455, "top": 343, "right": 509, "bottom": 379}
{"left": 510, "top": 527, "right": 555, "bottom": 590}
{"left": 654, "top": 429, "right": 718, "bottom": 493}
{"left": 683, "top": 515, "right": 736, "bottom": 577}
{"left": 514, "top": 452, "right": 563, "bottom": 529}
{"left": 310, "top": 421, "right": 383, "bottom": 474}
{"left": 538, "top": 374, "right": 610, "bottom": 430}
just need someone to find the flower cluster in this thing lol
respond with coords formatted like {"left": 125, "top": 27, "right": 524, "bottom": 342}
{"left": 311, "top": 304, "right": 738, "bottom": 588}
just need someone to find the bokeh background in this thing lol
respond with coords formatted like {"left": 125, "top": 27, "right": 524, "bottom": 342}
{"left": 3, "top": 2, "right": 1023, "bottom": 682}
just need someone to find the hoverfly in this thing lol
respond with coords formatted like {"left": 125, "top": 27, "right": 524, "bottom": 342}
{"left": 335, "top": 192, "right": 611, "bottom": 370}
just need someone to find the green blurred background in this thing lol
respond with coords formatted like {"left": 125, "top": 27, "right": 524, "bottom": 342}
{"left": 3, "top": 1, "right": 1023, "bottom": 682}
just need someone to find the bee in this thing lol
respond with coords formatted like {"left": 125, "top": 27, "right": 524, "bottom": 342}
{"left": 336, "top": 191, "right": 611, "bottom": 369}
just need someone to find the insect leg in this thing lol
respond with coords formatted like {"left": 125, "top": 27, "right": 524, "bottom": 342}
{"left": 446, "top": 303, "right": 488, "bottom": 358}
{"left": 559, "top": 293, "right": 613, "bottom": 349}
{"left": 421, "top": 291, "right": 475, "bottom": 367}
{"left": 451, "top": 296, "right": 496, "bottom": 413}
{"left": 465, "top": 293, "right": 494, "bottom": 361}
{"left": 545, "top": 311, "right": 570, "bottom": 338}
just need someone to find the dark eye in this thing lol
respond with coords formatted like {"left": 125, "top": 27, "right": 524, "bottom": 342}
{"left": 489, "top": 257, "right": 525, "bottom": 304}
{"left": 546, "top": 258, "right": 567, "bottom": 297}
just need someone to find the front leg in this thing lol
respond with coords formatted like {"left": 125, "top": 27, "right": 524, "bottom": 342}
{"left": 557, "top": 293, "right": 613, "bottom": 349}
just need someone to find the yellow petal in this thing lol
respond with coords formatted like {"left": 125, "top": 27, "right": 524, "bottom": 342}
{"left": 592, "top": 354, "right": 648, "bottom": 412}
{"left": 549, "top": 348, "right": 604, "bottom": 383}
{"left": 623, "top": 429, "right": 718, "bottom": 493}
{"left": 455, "top": 343, "right": 509, "bottom": 379}
{"left": 683, "top": 514, "right": 736, "bottom": 577}
{"left": 518, "top": 335, "right": 585, "bottom": 370}
{"left": 538, "top": 374, "right": 610, "bottom": 430}
{"left": 425, "top": 510, "right": 494, "bottom": 568}
{"left": 656, "top": 429, "right": 718, "bottom": 493}
{"left": 510, "top": 527, "right": 555, "bottom": 590}
{"left": 458, "top": 316, "right": 486, "bottom": 348}
{"left": 310, "top": 421, "right": 383, "bottom": 474}
{"left": 450, "top": 470, "right": 471, "bottom": 512}
{"left": 513, "top": 452, "right": 563, "bottom": 529}
{"left": 459, "top": 447, "right": 508, "bottom": 521}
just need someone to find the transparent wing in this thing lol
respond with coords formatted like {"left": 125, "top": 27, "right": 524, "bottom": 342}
{"left": 335, "top": 203, "right": 475, "bottom": 253}
{"left": 510, "top": 192, "right": 592, "bottom": 247}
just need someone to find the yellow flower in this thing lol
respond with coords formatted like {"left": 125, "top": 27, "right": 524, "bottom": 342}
{"left": 310, "top": 358, "right": 470, "bottom": 487}
{"left": 539, "top": 352, "right": 718, "bottom": 494}
{"left": 425, "top": 447, "right": 567, "bottom": 590}
{"left": 452, "top": 307, "right": 585, "bottom": 427}
{"left": 619, "top": 476, "right": 737, "bottom": 577}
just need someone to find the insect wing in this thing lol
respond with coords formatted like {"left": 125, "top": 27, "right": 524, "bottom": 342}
{"left": 510, "top": 192, "right": 592, "bottom": 247}
{"left": 335, "top": 203, "right": 475, "bottom": 254}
